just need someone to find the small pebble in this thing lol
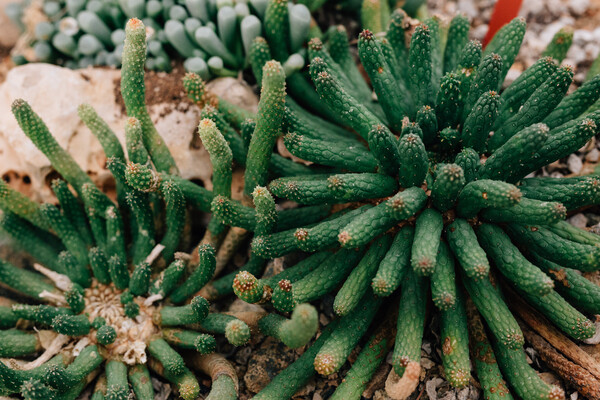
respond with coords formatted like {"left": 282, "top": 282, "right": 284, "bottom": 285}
{"left": 568, "top": 153, "right": 583, "bottom": 174}
{"left": 439, "top": 391, "right": 457, "bottom": 400}
{"left": 586, "top": 148, "right": 599, "bottom": 162}
{"left": 504, "top": 67, "right": 522, "bottom": 86}
{"left": 373, "top": 389, "right": 393, "bottom": 400}
{"left": 422, "top": 341, "right": 432, "bottom": 355}
{"left": 569, "top": 0, "right": 590, "bottom": 16}
{"left": 421, "top": 357, "right": 436, "bottom": 369}
{"left": 235, "top": 346, "right": 253, "bottom": 364}
{"left": 319, "top": 314, "right": 329, "bottom": 326}
{"left": 524, "top": 346, "right": 538, "bottom": 365}
{"left": 457, "top": 388, "right": 471, "bottom": 400}
{"left": 385, "top": 350, "right": 393, "bottom": 365}
{"left": 425, "top": 377, "right": 445, "bottom": 400}
{"left": 571, "top": 391, "right": 579, "bottom": 400}
{"left": 539, "top": 371, "right": 562, "bottom": 386}
{"left": 574, "top": 29, "right": 594, "bottom": 44}
{"left": 470, "top": 24, "right": 487, "bottom": 40}
{"left": 589, "top": 222, "right": 600, "bottom": 234}
{"left": 568, "top": 213, "right": 588, "bottom": 228}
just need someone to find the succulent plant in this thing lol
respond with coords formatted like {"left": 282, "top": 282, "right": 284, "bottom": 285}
{"left": 359, "top": 0, "right": 425, "bottom": 33}
{"left": 11, "top": 0, "right": 313, "bottom": 79}
{"left": 187, "top": 12, "right": 600, "bottom": 399}
{"left": 0, "top": 18, "right": 322, "bottom": 399}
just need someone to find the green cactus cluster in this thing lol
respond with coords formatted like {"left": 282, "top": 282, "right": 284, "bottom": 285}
{"left": 10, "top": 0, "right": 313, "bottom": 78}
{"left": 3, "top": 3, "right": 600, "bottom": 399}
{"left": 0, "top": 18, "right": 321, "bottom": 400}
{"left": 183, "top": 10, "right": 600, "bottom": 399}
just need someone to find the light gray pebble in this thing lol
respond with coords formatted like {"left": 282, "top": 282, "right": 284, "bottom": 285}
{"left": 568, "top": 0, "right": 590, "bottom": 16}
{"left": 586, "top": 148, "right": 599, "bottom": 162}
{"left": 568, "top": 153, "right": 583, "bottom": 174}
{"left": 568, "top": 213, "right": 589, "bottom": 228}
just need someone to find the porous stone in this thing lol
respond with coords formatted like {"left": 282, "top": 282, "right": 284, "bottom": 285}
{"left": 568, "top": 213, "right": 588, "bottom": 228}
{"left": 0, "top": 64, "right": 258, "bottom": 201}
{"left": 207, "top": 77, "right": 259, "bottom": 114}
{"left": 567, "top": 153, "right": 583, "bottom": 174}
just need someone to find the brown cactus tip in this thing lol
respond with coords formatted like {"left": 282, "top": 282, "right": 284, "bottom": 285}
{"left": 338, "top": 231, "right": 351, "bottom": 245}
{"left": 360, "top": 29, "right": 374, "bottom": 40}
{"left": 314, "top": 353, "right": 336, "bottom": 375}
{"left": 294, "top": 228, "right": 309, "bottom": 241}
{"left": 278, "top": 279, "right": 292, "bottom": 292}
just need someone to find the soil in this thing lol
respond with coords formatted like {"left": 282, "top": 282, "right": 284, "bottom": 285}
{"left": 112, "top": 63, "right": 194, "bottom": 117}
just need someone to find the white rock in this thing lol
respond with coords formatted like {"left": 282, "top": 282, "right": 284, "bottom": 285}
{"left": 425, "top": 377, "right": 445, "bottom": 400}
{"left": 439, "top": 392, "right": 457, "bottom": 400}
{"left": 547, "top": 0, "right": 565, "bottom": 17}
{"left": 558, "top": 16, "right": 576, "bottom": 26}
{"left": 584, "top": 42, "right": 600, "bottom": 58}
{"left": 567, "top": 153, "right": 583, "bottom": 174}
{"left": 539, "top": 22, "right": 567, "bottom": 44}
{"left": 0, "top": 64, "right": 121, "bottom": 201}
{"left": 470, "top": 24, "right": 487, "bottom": 41}
{"left": 571, "top": 391, "right": 579, "bottom": 400}
{"left": 207, "top": 77, "right": 258, "bottom": 114}
{"left": 524, "top": 347, "right": 537, "bottom": 364}
{"left": 456, "top": 0, "right": 478, "bottom": 18}
{"left": 568, "top": 213, "right": 588, "bottom": 228}
{"left": 574, "top": 71, "right": 587, "bottom": 84}
{"left": 520, "top": 0, "right": 544, "bottom": 16}
{"left": 566, "top": 49, "right": 587, "bottom": 65}
{"left": 503, "top": 67, "right": 522, "bottom": 87}
{"left": 586, "top": 148, "right": 599, "bottom": 162}
{"left": 457, "top": 388, "right": 472, "bottom": 400}
{"left": 568, "top": 0, "right": 590, "bottom": 16}
{"left": 0, "top": 64, "right": 258, "bottom": 202}
{"left": 420, "top": 357, "right": 435, "bottom": 369}
{"left": 573, "top": 29, "right": 594, "bottom": 45}
{"left": 421, "top": 341, "right": 432, "bottom": 355}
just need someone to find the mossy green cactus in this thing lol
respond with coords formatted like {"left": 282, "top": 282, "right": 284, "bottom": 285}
{"left": 187, "top": 12, "right": 600, "bottom": 399}
{"left": 0, "top": 18, "right": 326, "bottom": 400}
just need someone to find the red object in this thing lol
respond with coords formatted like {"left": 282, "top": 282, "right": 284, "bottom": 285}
{"left": 482, "top": 0, "right": 524, "bottom": 48}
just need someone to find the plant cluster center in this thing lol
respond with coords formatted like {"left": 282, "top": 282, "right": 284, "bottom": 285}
{"left": 83, "top": 282, "right": 158, "bottom": 364}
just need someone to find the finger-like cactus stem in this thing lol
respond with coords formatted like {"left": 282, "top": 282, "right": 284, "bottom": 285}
{"left": 258, "top": 303, "right": 318, "bottom": 348}
{"left": 156, "top": 296, "right": 210, "bottom": 326}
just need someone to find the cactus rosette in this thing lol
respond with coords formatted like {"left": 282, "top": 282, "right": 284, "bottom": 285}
{"left": 188, "top": 10, "right": 600, "bottom": 400}
{"left": 0, "top": 18, "right": 321, "bottom": 400}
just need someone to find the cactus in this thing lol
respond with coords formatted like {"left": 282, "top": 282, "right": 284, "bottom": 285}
{"left": 13, "top": 0, "right": 314, "bottom": 79}
{"left": 188, "top": 14, "right": 600, "bottom": 400}
{"left": 0, "top": 19, "right": 326, "bottom": 400}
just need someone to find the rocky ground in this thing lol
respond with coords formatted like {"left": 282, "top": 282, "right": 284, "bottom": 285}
{"left": 0, "top": 0, "right": 600, "bottom": 399}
